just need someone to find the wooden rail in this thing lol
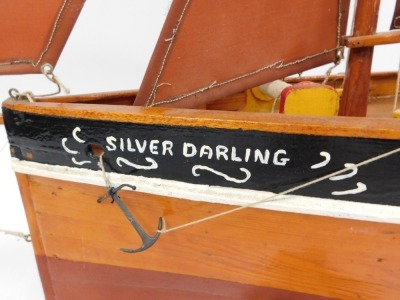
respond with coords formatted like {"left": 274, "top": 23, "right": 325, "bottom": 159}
{"left": 345, "top": 31, "right": 400, "bottom": 48}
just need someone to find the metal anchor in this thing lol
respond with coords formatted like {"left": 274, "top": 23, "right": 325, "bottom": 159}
{"left": 97, "top": 184, "right": 164, "bottom": 253}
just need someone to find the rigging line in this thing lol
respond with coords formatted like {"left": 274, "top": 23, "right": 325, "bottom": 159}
{"left": 146, "top": 0, "right": 192, "bottom": 106}
{"left": 0, "top": 141, "right": 8, "bottom": 153}
{"left": 336, "top": 0, "right": 343, "bottom": 48}
{"left": 393, "top": 56, "right": 400, "bottom": 112}
{"left": 320, "top": 0, "right": 344, "bottom": 85}
{"left": 33, "top": 0, "right": 72, "bottom": 68}
{"left": 159, "top": 146, "right": 400, "bottom": 234}
{"left": 0, "top": 228, "right": 31, "bottom": 242}
{"left": 152, "top": 48, "right": 340, "bottom": 107}
{"left": 98, "top": 153, "right": 111, "bottom": 189}
{"left": 9, "top": 63, "right": 70, "bottom": 102}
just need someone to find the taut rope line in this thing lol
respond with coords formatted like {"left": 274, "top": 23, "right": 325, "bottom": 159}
{"left": 393, "top": 57, "right": 400, "bottom": 112}
{"left": 98, "top": 152, "right": 112, "bottom": 189}
{"left": 0, "top": 228, "right": 31, "bottom": 242}
{"left": 158, "top": 146, "right": 400, "bottom": 234}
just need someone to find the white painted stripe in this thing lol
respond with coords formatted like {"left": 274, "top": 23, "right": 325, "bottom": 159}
{"left": 11, "top": 158, "right": 400, "bottom": 225}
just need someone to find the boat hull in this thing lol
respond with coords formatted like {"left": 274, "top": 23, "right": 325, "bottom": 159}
{"left": 35, "top": 257, "right": 332, "bottom": 300}
{"left": 18, "top": 173, "right": 400, "bottom": 299}
{"left": 3, "top": 98, "right": 400, "bottom": 299}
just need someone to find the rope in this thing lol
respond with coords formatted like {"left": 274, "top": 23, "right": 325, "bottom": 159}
{"left": 158, "top": 146, "right": 400, "bottom": 234}
{"left": 0, "top": 141, "right": 7, "bottom": 153}
{"left": 0, "top": 228, "right": 31, "bottom": 242}
{"left": 393, "top": 57, "right": 400, "bottom": 112}
{"left": 9, "top": 63, "right": 70, "bottom": 102}
{"left": 322, "top": 48, "right": 343, "bottom": 85}
{"left": 0, "top": 142, "right": 30, "bottom": 242}
{"left": 98, "top": 153, "right": 111, "bottom": 189}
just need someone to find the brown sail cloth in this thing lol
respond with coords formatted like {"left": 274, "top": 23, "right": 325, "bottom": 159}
{"left": 0, "top": 0, "right": 85, "bottom": 75}
{"left": 134, "top": 0, "right": 350, "bottom": 108}
{"left": 391, "top": 0, "right": 400, "bottom": 30}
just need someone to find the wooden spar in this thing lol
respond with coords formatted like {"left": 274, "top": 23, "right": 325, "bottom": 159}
{"left": 339, "top": 0, "right": 381, "bottom": 117}
{"left": 4, "top": 97, "right": 400, "bottom": 139}
{"left": 33, "top": 90, "right": 138, "bottom": 104}
{"left": 344, "top": 31, "right": 400, "bottom": 48}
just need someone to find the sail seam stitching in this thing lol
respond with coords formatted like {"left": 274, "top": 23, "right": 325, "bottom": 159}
{"left": 147, "top": 0, "right": 344, "bottom": 107}
{"left": 0, "top": 0, "right": 71, "bottom": 69}
{"left": 151, "top": 48, "right": 340, "bottom": 107}
{"left": 146, "top": 0, "right": 192, "bottom": 106}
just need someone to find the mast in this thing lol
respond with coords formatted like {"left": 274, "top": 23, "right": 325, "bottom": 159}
{"left": 339, "top": 0, "right": 381, "bottom": 117}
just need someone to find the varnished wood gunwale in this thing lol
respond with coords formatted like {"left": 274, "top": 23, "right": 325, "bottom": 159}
{"left": 2, "top": 72, "right": 397, "bottom": 125}
{"left": 3, "top": 97, "right": 400, "bottom": 141}
{"left": 16, "top": 174, "right": 400, "bottom": 300}
{"left": 3, "top": 71, "right": 399, "bottom": 139}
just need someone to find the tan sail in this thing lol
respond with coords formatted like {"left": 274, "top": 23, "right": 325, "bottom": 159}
{"left": 0, "top": 0, "right": 85, "bottom": 75}
{"left": 134, "top": 0, "right": 350, "bottom": 108}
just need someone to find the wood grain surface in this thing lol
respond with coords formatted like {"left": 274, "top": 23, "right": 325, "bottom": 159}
{"left": 17, "top": 174, "right": 400, "bottom": 300}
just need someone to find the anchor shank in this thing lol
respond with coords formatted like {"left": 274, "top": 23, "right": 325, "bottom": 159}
{"left": 110, "top": 190, "right": 149, "bottom": 239}
{"left": 98, "top": 184, "right": 162, "bottom": 253}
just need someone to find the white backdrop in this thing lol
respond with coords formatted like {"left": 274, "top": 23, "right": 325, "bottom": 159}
{"left": 0, "top": 1, "right": 398, "bottom": 299}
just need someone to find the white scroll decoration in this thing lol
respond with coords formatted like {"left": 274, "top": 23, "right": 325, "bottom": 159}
{"left": 116, "top": 157, "right": 158, "bottom": 170}
{"left": 61, "top": 137, "right": 79, "bottom": 155}
{"left": 332, "top": 182, "right": 367, "bottom": 196}
{"left": 72, "top": 157, "right": 91, "bottom": 166}
{"left": 311, "top": 151, "right": 331, "bottom": 169}
{"left": 329, "top": 163, "right": 357, "bottom": 181}
{"left": 192, "top": 165, "right": 251, "bottom": 184}
{"left": 72, "top": 127, "right": 86, "bottom": 143}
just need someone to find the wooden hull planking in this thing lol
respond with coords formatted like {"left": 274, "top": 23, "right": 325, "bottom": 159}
{"left": 3, "top": 85, "right": 400, "bottom": 299}
{"left": 17, "top": 173, "right": 400, "bottom": 299}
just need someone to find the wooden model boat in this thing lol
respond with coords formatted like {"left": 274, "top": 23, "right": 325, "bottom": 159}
{"left": 1, "top": 1, "right": 400, "bottom": 299}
